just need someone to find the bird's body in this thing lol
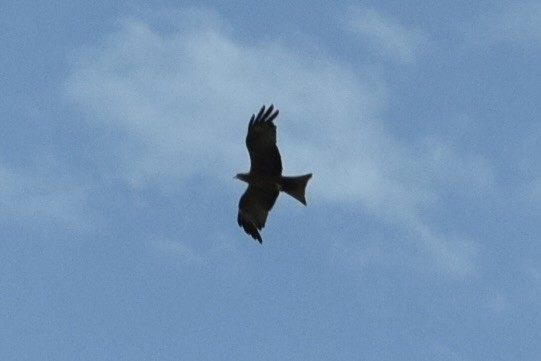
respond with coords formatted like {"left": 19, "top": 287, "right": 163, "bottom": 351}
{"left": 235, "top": 105, "right": 312, "bottom": 243}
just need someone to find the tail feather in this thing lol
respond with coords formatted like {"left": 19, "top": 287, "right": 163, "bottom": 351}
{"left": 281, "top": 174, "right": 312, "bottom": 205}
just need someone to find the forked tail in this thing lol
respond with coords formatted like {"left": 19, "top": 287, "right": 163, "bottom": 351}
{"left": 281, "top": 174, "right": 313, "bottom": 205}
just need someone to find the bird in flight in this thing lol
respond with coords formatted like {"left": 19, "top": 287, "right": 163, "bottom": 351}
{"left": 235, "top": 105, "right": 312, "bottom": 243}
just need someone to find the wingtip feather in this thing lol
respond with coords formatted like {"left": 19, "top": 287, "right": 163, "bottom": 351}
{"left": 255, "top": 105, "right": 266, "bottom": 122}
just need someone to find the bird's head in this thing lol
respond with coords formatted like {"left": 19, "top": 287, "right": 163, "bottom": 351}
{"left": 234, "top": 173, "right": 250, "bottom": 183}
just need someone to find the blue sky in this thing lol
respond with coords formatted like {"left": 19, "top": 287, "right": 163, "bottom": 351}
{"left": 2, "top": 1, "right": 541, "bottom": 360}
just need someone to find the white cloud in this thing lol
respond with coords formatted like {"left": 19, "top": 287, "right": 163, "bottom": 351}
{"left": 330, "top": 216, "right": 477, "bottom": 277}
{"left": 65, "top": 12, "right": 430, "bottom": 212}
{"left": 525, "top": 262, "right": 541, "bottom": 281}
{"left": 422, "top": 136, "right": 495, "bottom": 195}
{"left": 151, "top": 238, "right": 205, "bottom": 265}
{"left": 525, "top": 178, "right": 541, "bottom": 202}
{"left": 0, "top": 159, "right": 89, "bottom": 229}
{"left": 485, "top": 292, "right": 508, "bottom": 314}
{"left": 414, "top": 221, "right": 477, "bottom": 277}
{"left": 470, "top": 2, "right": 541, "bottom": 48}
{"left": 346, "top": 6, "right": 428, "bottom": 63}
{"left": 431, "top": 341, "right": 467, "bottom": 361}
{"left": 149, "top": 235, "right": 247, "bottom": 275}
{"left": 65, "top": 10, "right": 482, "bottom": 276}
{"left": 65, "top": 13, "right": 390, "bottom": 194}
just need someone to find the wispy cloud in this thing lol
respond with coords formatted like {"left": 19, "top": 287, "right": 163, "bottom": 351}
{"left": 345, "top": 6, "right": 428, "bottom": 63}
{"left": 330, "top": 215, "right": 477, "bottom": 278}
{"left": 0, "top": 159, "right": 90, "bottom": 229}
{"left": 469, "top": 2, "right": 541, "bottom": 48}
{"left": 485, "top": 292, "right": 508, "bottom": 314}
{"left": 65, "top": 9, "right": 483, "bottom": 276}
{"left": 65, "top": 12, "right": 389, "bottom": 193}
{"left": 151, "top": 237, "right": 205, "bottom": 266}
{"left": 149, "top": 235, "right": 247, "bottom": 275}
{"left": 413, "top": 221, "right": 477, "bottom": 277}
{"left": 431, "top": 341, "right": 467, "bottom": 361}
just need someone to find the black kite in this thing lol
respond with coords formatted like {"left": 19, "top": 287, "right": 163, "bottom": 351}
{"left": 235, "top": 105, "right": 312, "bottom": 243}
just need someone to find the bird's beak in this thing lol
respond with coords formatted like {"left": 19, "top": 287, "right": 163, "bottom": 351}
{"left": 233, "top": 175, "right": 238, "bottom": 179}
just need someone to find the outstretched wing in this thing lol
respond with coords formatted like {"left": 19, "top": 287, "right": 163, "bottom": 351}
{"left": 237, "top": 185, "right": 279, "bottom": 243}
{"left": 246, "top": 105, "right": 282, "bottom": 176}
